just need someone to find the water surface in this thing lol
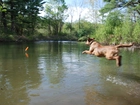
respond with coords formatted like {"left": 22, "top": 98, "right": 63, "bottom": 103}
{"left": 0, "top": 41, "right": 140, "bottom": 105}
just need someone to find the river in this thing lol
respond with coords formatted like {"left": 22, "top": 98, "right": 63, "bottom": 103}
{"left": 0, "top": 41, "right": 140, "bottom": 105}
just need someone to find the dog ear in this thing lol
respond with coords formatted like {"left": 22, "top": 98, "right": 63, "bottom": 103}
{"left": 87, "top": 37, "right": 92, "bottom": 41}
{"left": 87, "top": 37, "right": 91, "bottom": 40}
{"left": 87, "top": 37, "right": 95, "bottom": 42}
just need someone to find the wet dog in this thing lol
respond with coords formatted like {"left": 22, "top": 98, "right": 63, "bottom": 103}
{"left": 82, "top": 38, "right": 133, "bottom": 66}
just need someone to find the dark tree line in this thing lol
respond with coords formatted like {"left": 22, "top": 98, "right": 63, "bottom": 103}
{"left": 0, "top": 0, "right": 45, "bottom": 37}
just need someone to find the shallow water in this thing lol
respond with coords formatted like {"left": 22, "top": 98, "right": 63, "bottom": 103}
{"left": 0, "top": 41, "right": 140, "bottom": 105}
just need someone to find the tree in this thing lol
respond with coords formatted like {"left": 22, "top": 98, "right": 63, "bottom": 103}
{"left": 66, "top": 4, "right": 74, "bottom": 34}
{"left": 85, "top": 0, "right": 102, "bottom": 23}
{"left": 132, "top": 19, "right": 140, "bottom": 43}
{"left": 0, "top": 0, "right": 45, "bottom": 36}
{"left": 100, "top": 0, "right": 140, "bottom": 16}
{"left": 0, "top": 0, "right": 7, "bottom": 30}
{"left": 105, "top": 11, "right": 122, "bottom": 34}
{"left": 64, "top": 22, "right": 73, "bottom": 34}
{"left": 44, "top": 0, "right": 68, "bottom": 36}
{"left": 73, "top": 0, "right": 85, "bottom": 30}
{"left": 94, "top": 10, "right": 123, "bottom": 43}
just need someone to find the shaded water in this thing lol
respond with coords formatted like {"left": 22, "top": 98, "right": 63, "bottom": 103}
{"left": 0, "top": 41, "right": 140, "bottom": 105}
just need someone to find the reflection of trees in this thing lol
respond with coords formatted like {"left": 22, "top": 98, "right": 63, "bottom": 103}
{"left": 0, "top": 44, "right": 41, "bottom": 105}
{"left": 37, "top": 41, "right": 66, "bottom": 84}
{"left": 37, "top": 41, "right": 84, "bottom": 85}
{"left": 47, "top": 42, "right": 65, "bottom": 84}
{"left": 121, "top": 49, "right": 140, "bottom": 72}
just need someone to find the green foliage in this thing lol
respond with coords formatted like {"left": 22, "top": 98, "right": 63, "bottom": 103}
{"left": 44, "top": 0, "right": 68, "bottom": 36}
{"left": 95, "top": 13, "right": 140, "bottom": 44}
{"left": 76, "top": 20, "right": 96, "bottom": 37}
{"left": 94, "top": 24, "right": 108, "bottom": 43}
{"left": 101, "top": 0, "right": 140, "bottom": 15}
{"left": 106, "top": 11, "right": 122, "bottom": 26}
{"left": 132, "top": 19, "right": 140, "bottom": 43}
{"left": 95, "top": 11, "right": 123, "bottom": 43}
{"left": 1, "top": 0, "right": 140, "bottom": 42}
{"left": 113, "top": 26, "right": 122, "bottom": 43}
{"left": 95, "top": 0, "right": 140, "bottom": 44}
{"left": 100, "top": 0, "right": 116, "bottom": 14}
{"left": 0, "top": 0, "right": 45, "bottom": 39}
{"left": 120, "top": 20, "right": 133, "bottom": 42}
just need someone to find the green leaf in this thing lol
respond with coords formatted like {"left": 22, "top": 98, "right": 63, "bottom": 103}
{"left": 2, "top": 8, "right": 7, "bottom": 12}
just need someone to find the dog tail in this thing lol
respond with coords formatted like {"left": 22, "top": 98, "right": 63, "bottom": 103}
{"left": 115, "top": 43, "right": 133, "bottom": 48}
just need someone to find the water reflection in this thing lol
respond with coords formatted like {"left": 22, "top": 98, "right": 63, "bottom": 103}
{"left": 0, "top": 42, "right": 140, "bottom": 105}
{"left": 25, "top": 53, "right": 29, "bottom": 58}
{"left": 0, "top": 43, "right": 41, "bottom": 105}
{"left": 37, "top": 41, "right": 65, "bottom": 84}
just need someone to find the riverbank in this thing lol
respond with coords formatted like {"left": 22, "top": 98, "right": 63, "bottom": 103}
{"left": 1, "top": 35, "right": 140, "bottom": 49}
{"left": 0, "top": 35, "right": 78, "bottom": 42}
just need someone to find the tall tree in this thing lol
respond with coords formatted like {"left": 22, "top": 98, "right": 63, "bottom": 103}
{"left": 73, "top": 0, "right": 85, "bottom": 30}
{"left": 85, "top": 0, "right": 101, "bottom": 23}
{"left": 65, "top": 4, "right": 74, "bottom": 34}
{"left": 0, "top": 0, "right": 7, "bottom": 30}
{"left": 0, "top": 0, "right": 45, "bottom": 36}
{"left": 105, "top": 11, "right": 122, "bottom": 34}
{"left": 44, "top": 0, "right": 68, "bottom": 36}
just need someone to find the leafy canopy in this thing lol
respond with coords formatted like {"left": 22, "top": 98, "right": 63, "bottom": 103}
{"left": 100, "top": 0, "right": 140, "bottom": 15}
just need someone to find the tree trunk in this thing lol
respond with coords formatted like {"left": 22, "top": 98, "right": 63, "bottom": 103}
{"left": 2, "top": 11, "right": 7, "bottom": 30}
{"left": 10, "top": 3, "right": 15, "bottom": 31}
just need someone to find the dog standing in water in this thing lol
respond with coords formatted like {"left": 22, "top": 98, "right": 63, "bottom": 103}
{"left": 82, "top": 38, "right": 133, "bottom": 66}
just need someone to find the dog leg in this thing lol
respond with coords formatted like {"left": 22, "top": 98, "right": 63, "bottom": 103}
{"left": 118, "top": 56, "right": 122, "bottom": 66}
{"left": 115, "top": 56, "right": 122, "bottom": 66}
{"left": 82, "top": 50, "right": 92, "bottom": 54}
{"left": 106, "top": 56, "right": 122, "bottom": 67}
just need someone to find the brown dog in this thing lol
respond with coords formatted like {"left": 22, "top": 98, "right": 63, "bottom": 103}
{"left": 82, "top": 38, "right": 133, "bottom": 66}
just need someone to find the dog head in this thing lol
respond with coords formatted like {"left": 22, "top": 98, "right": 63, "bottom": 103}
{"left": 85, "top": 37, "right": 95, "bottom": 45}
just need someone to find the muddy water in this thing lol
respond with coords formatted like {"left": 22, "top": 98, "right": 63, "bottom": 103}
{"left": 0, "top": 41, "right": 140, "bottom": 105}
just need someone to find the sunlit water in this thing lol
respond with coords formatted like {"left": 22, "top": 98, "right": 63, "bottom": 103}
{"left": 0, "top": 41, "right": 140, "bottom": 105}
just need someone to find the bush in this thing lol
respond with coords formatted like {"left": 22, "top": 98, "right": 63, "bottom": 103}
{"left": 132, "top": 20, "right": 140, "bottom": 43}
{"left": 94, "top": 25, "right": 109, "bottom": 43}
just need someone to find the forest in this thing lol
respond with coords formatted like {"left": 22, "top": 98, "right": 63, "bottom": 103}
{"left": 0, "top": 0, "right": 140, "bottom": 44}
